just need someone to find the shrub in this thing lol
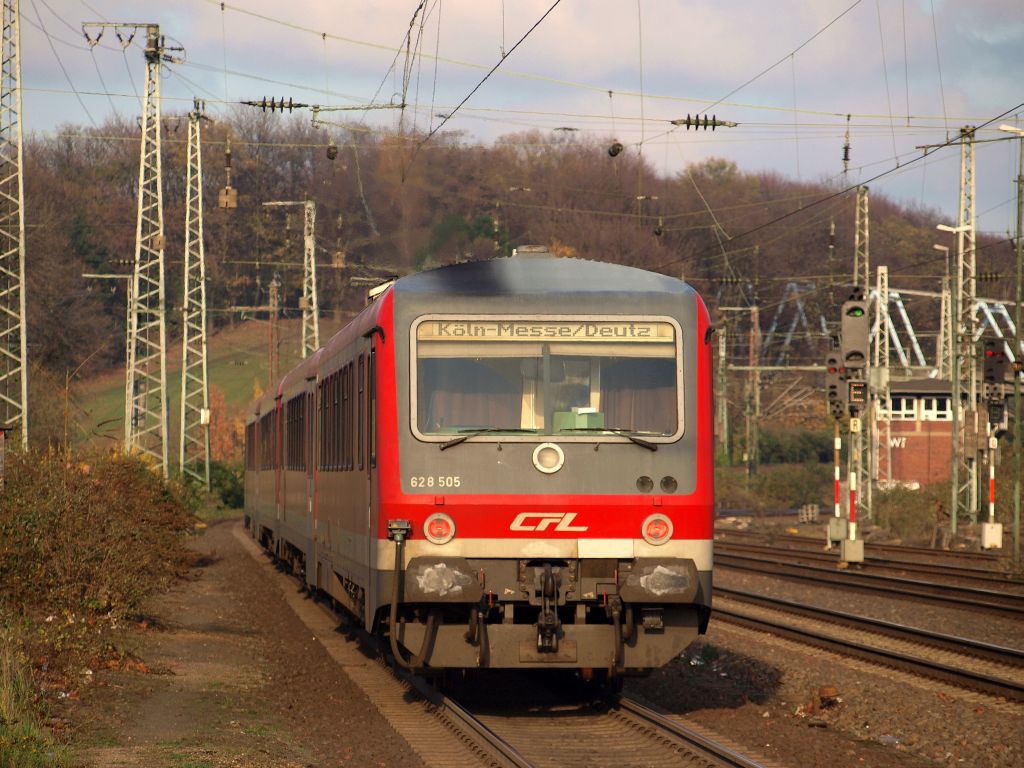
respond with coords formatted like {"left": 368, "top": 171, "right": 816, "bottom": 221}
{"left": 0, "top": 449, "right": 195, "bottom": 622}
{"left": 210, "top": 461, "right": 244, "bottom": 509}
{"left": 873, "top": 483, "right": 948, "bottom": 544}
{"left": 715, "top": 462, "right": 831, "bottom": 513}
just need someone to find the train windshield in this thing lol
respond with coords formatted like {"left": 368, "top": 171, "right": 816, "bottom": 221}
{"left": 413, "top": 318, "right": 681, "bottom": 440}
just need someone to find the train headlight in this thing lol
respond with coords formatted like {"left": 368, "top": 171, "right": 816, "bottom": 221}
{"left": 532, "top": 442, "right": 565, "bottom": 474}
{"left": 660, "top": 476, "right": 678, "bottom": 493}
{"left": 423, "top": 513, "right": 456, "bottom": 545}
{"left": 641, "top": 514, "right": 673, "bottom": 545}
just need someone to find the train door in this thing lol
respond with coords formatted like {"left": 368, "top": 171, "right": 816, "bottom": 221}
{"left": 361, "top": 339, "right": 378, "bottom": 626}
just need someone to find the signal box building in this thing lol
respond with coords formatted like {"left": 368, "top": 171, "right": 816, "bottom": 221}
{"left": 875, "top": 379, "right": 955, "bottom": 488}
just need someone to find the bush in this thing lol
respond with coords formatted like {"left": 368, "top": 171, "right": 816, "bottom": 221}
{"left": 0, "top": 449, "right": 195, "bottom": 622}
{"left": 758, "top": 429, "right": 831, "bottom": 465}
{"left": 0, "top": 449, "right": 195, "bottom": 762}
{"left": 716, "top": 462, "right": 831, "bottom": 513}
{"left": 873, "top": 483, "right": 948, "bottom": 544}
{"left": 210, "top": 460, "right": 244, "bottom": 509}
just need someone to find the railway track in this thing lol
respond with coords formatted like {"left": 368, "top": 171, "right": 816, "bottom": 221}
{"left": 715, "top": 587, "right": 1024, "bottom": 703}
{"left": 716, "top": 550, "right": 1024, "bottom": 619}
{"left": 717, "top": 527, "right": 1010, "bottom": 568}
{"left": 457, "top": 687, "right": 774, "bottom": 768}
{"left": 716, "top": 540, "right": 1024, "bottom": 590}
{"left": 238, "top": 524, "right": 772, "bottom": 768}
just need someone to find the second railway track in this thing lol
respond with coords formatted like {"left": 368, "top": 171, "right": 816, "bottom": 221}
{"left": 716, "top": 550, "right": 1024, "bottom": 619}
{"left": 715, "top": 587, "right": 1024, "bottom": 703}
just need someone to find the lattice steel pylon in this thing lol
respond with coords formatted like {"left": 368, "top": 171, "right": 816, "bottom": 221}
{"left": 0, "top": 0, "right": 27, "bottom": 448}
{"left": 873, "top": 266, "right": 892, "bottom": 489}
{"left": 262, "top": 199, "right": 320, "bottom": 357}
{"left": 123, "top": 25, "right": 170, "bottom": 476}
{"left": 954, "top": 125, "right": 979, "bottom": 522}
{"left": 179, "top": 99, "right": 210, "bottom": 489}
{"left": 853, "top": 186, "right": 869, "bottom": 291}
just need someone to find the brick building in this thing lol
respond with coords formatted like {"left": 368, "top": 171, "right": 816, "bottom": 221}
{"left": 875, "top": 379, "right": 955, "bottom": 488}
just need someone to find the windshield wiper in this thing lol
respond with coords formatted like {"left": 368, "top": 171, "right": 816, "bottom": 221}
{"left": 439, "top": 427, "right": 540, "bottom": 450}
{"left": 560, "top": 427, "right": 659, "bottom": 451}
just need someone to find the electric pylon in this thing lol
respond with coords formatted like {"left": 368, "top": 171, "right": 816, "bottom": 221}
{"left": 853, "top": 186, "right": 869, "bottom": 291}
{"left": 0, "top": 0, "right": 28, "bottom": 448}
{"left": 263, "top": 200, "right": 320, "bottom": 358}
{"left": 85, "top": 23, "right": 183, "bottom": 477}
{"left": 179, "top": 98, "right": 211, "bottom": 489}
{"left": 954, "top": 125, "right": 979, "bottom": 523}
{"left": 874, "top": 266, "right": 891, "bottom": 489}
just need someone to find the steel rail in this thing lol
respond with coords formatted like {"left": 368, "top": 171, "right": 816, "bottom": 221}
{"left": 396, "top": 669, "right": 537, "bottom": 768}
{"left": 716, "top": 586, "right": 1024, "bottom": 667}
{"left": 715, "top": 607, "right": 1024, "bottom": 702}
{"left": 615, "top": 696, "right": 772, "bottom": 768}
{"left": 717, "top": 528, "right": 1007, "bottom": 566}
{"left": 716, "top": 541, "right": 1024, "bottom": 586}
{"left": 716, "top": 552, "right": 1024, "bottom": 619}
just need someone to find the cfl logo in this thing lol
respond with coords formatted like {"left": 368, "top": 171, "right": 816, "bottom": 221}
{"left": 509, "top": 512, "right": 588, "bottom": 532}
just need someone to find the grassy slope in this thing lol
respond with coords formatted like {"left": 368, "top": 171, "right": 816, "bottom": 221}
{"left": 72, "top": 316, "right": 345, "bottom": 452}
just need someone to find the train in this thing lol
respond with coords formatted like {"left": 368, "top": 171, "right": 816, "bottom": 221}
{"left": 244, "top": 246, "right": 714, "bottom": 680}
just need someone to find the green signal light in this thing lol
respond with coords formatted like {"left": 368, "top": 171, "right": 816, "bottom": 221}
{"left": 846, "top": 307, "right": 865, "bottom": 317}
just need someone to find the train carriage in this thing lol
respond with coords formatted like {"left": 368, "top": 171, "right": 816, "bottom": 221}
{"left": 246, "top": 247, "right": 714, "bottom": 674}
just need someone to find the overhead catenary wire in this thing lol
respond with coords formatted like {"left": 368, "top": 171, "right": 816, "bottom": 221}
{"left": 28, "top": 0, "right": 97, "bottom": 126}
{"left": 650, "top": 100, "right": 1024, "bottom": 275}
{"left": 404, "top": 0, "right": 563, "bottom": 174}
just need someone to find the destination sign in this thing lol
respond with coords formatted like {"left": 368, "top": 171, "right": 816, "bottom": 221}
{"left": 417, "top": 320, "right": 674, "bottom": 342}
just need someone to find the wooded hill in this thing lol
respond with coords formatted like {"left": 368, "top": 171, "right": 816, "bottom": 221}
{"left": 24, "top": 113, "right": 1017, "bottom": 448}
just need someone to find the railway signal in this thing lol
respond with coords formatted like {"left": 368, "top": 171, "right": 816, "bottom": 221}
{"left": 825, "top": 354, "right": 846, "bottom": 420}
{"left": 848, "top": 380, "right": 867, "bottom": 408}
{"left": 982, "top": 339, "right": 1008, "bottom": 399}
{"left": 987, "top": 399, "right": 1005, "bottom": 427}
{"left": 840, "top": 288, "right": 869, "bottom": 370}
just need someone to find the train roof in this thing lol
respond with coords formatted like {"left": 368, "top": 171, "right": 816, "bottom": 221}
{"left": 394, "top": 252, "right": 695, "bottom": 299}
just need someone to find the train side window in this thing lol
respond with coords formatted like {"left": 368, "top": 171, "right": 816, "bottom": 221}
{"left": 317, "top": 381, "right": 325, "bottom": 470}
{"left": 335, "top": 368, "right": 341, "bottom": 471}
{"left": 306, "top": 391, "right": 314, "bottom": 473}
{"left": 358, "top": 355, "right": 365, "bottom": 471}
{"left": 347, "top": 362, "right": 355, "bottom": 471}
{"left": 369, "top": 350, "right": 377, "bottom": 470}
{"left": 340, "top": 365, "right": 348, "bottom": 471}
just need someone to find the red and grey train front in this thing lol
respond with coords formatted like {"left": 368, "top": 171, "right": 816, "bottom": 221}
{"left": 376, "top": 256, "right": 714, "bottom": 672}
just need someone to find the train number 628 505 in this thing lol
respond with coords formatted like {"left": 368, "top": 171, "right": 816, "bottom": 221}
{"left": 409, "top": 475, "right": 461, "bottom": 488}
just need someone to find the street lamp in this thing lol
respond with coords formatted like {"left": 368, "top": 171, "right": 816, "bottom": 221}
{"left": 998, "top": 124, "right": 1024, "bottom": 567}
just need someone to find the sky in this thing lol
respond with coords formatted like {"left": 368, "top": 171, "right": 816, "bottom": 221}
{"left": 19, "top": 0, "right": 1024, "bottom": 246}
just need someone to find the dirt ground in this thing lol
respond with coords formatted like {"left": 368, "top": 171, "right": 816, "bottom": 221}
{"left": 67, "top": 517, "right": 425, "bottom": 768}
{"left": 60, "top": 515, "right": 1021, "bottom": 768}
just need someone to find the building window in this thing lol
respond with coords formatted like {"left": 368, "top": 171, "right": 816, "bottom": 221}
{"left": 888, "top": 395, "right": 917, "bottom": 420}
{"left": 921, "top": 396, "right": 952, "bottom": 422}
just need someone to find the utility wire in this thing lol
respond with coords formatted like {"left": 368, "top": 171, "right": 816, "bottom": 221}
{"left": 700, "top": 0, "right": 864, "bottom": 116}
{"left": 651, "top": 100, "right": 1024, "bottom": 274}
{"left": 28, "top": 0, "right": 97, "bottom": 126}
{"left": 404, "top": 0, "right": 562, "bottom": 174}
